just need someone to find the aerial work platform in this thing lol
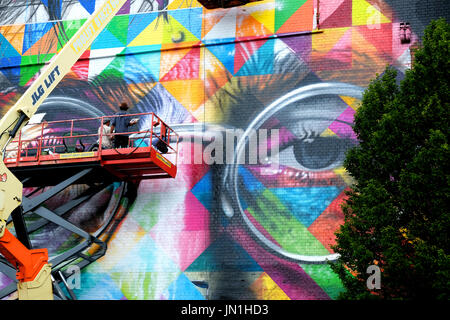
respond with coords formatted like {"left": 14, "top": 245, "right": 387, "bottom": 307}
{"left": 0, "top": 112, "right": 178, "bottom": 299}
{"left": 3, "top": 112, "right": 178, "bottom": 187}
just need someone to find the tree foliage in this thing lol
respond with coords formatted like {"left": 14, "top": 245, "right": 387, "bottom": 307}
{"left": 330, "top": 18, "right": 450, "bottom": 299}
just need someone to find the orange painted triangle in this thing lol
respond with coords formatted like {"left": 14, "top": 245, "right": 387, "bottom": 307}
{"left": 236, "top": 12, "right": 273, "bottom": 39}
{"left": 22, "top": 25, "right": 58, "bottom": 56}
{"left": 352, "top": 26, "right": 391, "bottom": 66}
{"left": 312, "top": 27, "right": 349, "bottom": 56}
{"left": 161, "top": 79, "right": 205, "bottom": 113}
{"left": 323, "top": 28, "right": 352, "bottom": 65}
{"left": 159, "top": 47, "right": 192, "bottom": 80}
{"left": 351, "top": 27, "right": 390, "bottom": 74}
{"left": 0, "top": 25, "right": 25, "bottom": 55}
{"left": 202, "top": 10, "right": 230, "bottom": 39}
{"left": 160, "top": 46, "right": 201, "bottom": 81}
{"left": 276, "top": 0, "right": 314, "bottom": 34}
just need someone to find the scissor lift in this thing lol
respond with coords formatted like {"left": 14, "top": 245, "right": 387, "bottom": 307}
{"left": 0, "top": 112, "right": 178, "bottom": 299}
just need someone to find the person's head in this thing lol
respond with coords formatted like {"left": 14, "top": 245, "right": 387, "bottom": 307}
{"left": 119, "top": 102, "right": 129, "bottom": 111}
{"left": 103, "top": 118, "right": 110, "bottom": 126}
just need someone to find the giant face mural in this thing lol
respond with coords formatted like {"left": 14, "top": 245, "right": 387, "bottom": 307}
{"left": 0, "top": 0, "right": 425, "bottom": 299}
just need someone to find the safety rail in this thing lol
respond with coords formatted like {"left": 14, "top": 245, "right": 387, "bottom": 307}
{"left": 4, "top": 112, "right": 179, "bottom": 169}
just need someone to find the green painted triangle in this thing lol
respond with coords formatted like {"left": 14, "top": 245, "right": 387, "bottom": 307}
{"left": 98, "top": 52, "right": 126, "bottom": 79}
{"left": 275, "top": 0, "right": 308, "bottom": 32}
{"left": 107, "top": 15, "right": 129, "bottom": 46}
{"left": 128, "top": 198, "right": 161, "bottom": 232}
{"left": 57, "top": 19, "right": 87, "bottom": 51}
{"left": 20, "top": 54, "right": 55, "bottom": 86}
{"left": 247, "top": 189, "right": 330, "bottom": 256}
{"left": 300, "top": 264, "right": 345, "bottom": 300}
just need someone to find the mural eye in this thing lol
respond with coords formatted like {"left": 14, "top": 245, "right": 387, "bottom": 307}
{"left": 226, "top": 83, "right": 365, "bottom": 263}
{"left": 276, "top": 133, "right": 357, "bottom": 172}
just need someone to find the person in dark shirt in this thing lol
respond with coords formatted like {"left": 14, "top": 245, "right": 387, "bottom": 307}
{"left": 110, "top": 102, "right": 138, "bottom": 148}
{"left": 152, "top": 117, "right": 169, "bottom": 153}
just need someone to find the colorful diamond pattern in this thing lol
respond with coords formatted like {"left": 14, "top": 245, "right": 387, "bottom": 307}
{"left": 0, "top": 0, "right": 417, "bottom": 301}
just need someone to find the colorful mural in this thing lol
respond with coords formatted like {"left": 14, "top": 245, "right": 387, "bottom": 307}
{"left": 0, "top": 0, "right": 420, "bottom": 299}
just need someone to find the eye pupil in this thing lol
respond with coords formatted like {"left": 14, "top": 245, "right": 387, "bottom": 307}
{"left": 293, "top": 137, "right": 341, "bottom": 170}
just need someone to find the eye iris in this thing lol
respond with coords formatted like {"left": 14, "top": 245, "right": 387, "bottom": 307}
{"left": 293, "top": 137, "right": 341, "bottom": 170}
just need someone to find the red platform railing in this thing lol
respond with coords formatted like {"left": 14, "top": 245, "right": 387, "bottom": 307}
{"left": 4, "top": 112, "right": 179, "bottom": 171}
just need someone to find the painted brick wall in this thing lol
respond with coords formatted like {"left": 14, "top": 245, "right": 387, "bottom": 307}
{"left": 0, "top": 0, "right": 448, "bottom": 300}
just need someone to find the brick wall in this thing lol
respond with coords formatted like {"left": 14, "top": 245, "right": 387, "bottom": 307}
{"left": 0, "top": 0, "right": 448, "bottom": 300}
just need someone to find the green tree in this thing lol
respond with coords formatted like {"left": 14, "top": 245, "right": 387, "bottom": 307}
{"left": 330, "top": 18, "right": 450, "bottom": 299}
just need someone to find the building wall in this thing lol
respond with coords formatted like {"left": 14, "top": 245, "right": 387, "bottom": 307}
{"left": 0, "top": 0, "right": 448, "bottom": 300}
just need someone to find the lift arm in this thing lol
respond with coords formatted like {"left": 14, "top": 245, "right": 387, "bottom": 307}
{"left": 0, "top": 0, "right": 128, "bottom": 299}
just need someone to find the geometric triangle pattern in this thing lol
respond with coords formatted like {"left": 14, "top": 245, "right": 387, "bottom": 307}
{"left": 0, "top": 33, "right": 21, "bottom": 58}
{"left": 22, "top": 22, "right": 55, "bottom": 55}
{"left": 250, "top": 272, "right": 291, "bottom": 300}
{"left": 269, "top": 186, "right": 345, "bottom": 227}
{"left": 352, "top": 0, "right": 391, "bottom": 26}
{"left": 321, "top": 0, "right": 352, "bottom": 29}
{"left": 0, "top": 0, "right": 422, "bottom": 302}
{"left": 276, "top": 0, "right": 314, "bottom": 34}
{"left": 235, "top": 38, "right": 275, "bottom": 76}
{"left": 79, "top": 0, "right": 96, "bottom": 14}
{"left": 185, "top": 233, "right": 263, "bottom": 272}
{"left": 275, "top": 0, "right": 309, "bottom": 32}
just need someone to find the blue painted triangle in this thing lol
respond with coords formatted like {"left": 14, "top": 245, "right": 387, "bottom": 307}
{"left": 123, "top": 52, "right": 159, "bottom": 83}
{"left": 168, "top": 8, "right": 203, "bottom": 40}
{"left": 0, "top": 58, "right": 21, "bottom": 85}
{"left": 270, "top": 186, "right": 344, "bottom": 227}
{"left": 91, "top": 28, "right": 125, "bottom": 50}
{"left": 204, "top": 38, "right": 235, "bottom": 75}
{"left": 40, "top": 0, "right": 62, "bottom": 17}
{"left": 125, "top": 45, "right": 161, "bottom": 81}
{"left": 185, "top": 233, "right": 263, "bottom": 272}
{"left": 79, "top": 0, "right": 96, "bottom": 14}
{"left": 0, "top": 33, "right": 21, "bottom": 58}
{"left": 235, "top": 38, "right": 275, "bottom": 76}
{"left": 191, "top": 170, "right": 213, "bottom": 212}
{"left": 23, "top": 22, "right": 53, "bottom": 54}
{"left": 164, "top": 273, "right": 206, "bottom": 300}
{"left": 127, "top": 12, "right": 159, "bottom": 45}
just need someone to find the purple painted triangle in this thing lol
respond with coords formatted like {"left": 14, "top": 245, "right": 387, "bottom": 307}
{"left": 117, "top": 0, "right": 131, "bottom": 14}
{"left": 281, "top": 35, "right": 312, "bottom": 64}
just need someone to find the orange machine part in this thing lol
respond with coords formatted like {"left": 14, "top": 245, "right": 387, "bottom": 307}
{"left": 0, "top": 229, "right": 49, "bottom": 282}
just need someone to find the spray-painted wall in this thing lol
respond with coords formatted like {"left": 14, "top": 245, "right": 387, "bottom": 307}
{"left": 0, "top": 0, "right": 448, "bottom": 300}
